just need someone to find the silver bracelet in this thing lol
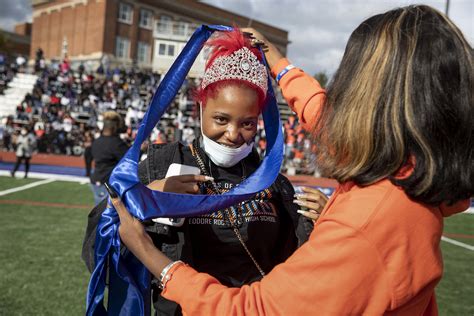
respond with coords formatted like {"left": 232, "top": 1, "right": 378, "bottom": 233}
{"left": 158, "top": 260, "right": 184, "bottom": 290}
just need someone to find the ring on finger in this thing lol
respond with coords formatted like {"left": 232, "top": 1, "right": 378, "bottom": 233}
{"left": 251, "top": 39, "right": 265, "bottom": 46}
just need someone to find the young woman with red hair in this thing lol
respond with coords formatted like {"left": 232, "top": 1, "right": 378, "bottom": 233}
{"left": 84, "top": 28, "right": 325, "bottom": 315}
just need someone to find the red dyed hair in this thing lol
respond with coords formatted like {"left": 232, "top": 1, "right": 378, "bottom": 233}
{"left": 194, "top": 28, "right": 267, "bottom": 109}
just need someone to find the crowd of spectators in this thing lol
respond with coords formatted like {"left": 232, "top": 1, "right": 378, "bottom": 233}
{"left": 0, "top": 54, "right": 317, "bottom": 175}
{"left": 0, "top": 54, "right": 21, "bottom": 95}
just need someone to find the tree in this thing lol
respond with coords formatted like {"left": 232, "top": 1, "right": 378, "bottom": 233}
{"left": 0, "top": 32, "right": 9, "bottom": 54}
{"left": 313, "top": 71, "right": 328, "bottom": 88}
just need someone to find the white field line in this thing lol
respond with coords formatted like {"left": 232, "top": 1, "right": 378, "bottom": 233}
{"left": 0, "top": 178, "right": 56, "bottom": 196}
{"left": 441, "top": 236, "right": 474, "bottom": 251}
{"left": 0, "top": 170, "right": 89, "bottom": 184}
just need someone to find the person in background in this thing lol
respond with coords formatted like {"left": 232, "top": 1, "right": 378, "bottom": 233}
{"left": 83, "top": 130, "right": 94, "bottom": 178}
{"left": 15, "top": 55, "right": 26, "bottom": 72}
{"left": 11, "top": 126, "right": 36, "bottom": 178}
{"left": 112, "top": 5, "right": 472, "bottom": 315}
{"left": 89, "top": 111, "right": 128, "bottom": 205}
{"left": 2, "top": 116, "right": 14, "bottom": 151}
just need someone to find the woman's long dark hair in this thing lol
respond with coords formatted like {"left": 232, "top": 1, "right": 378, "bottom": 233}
{"left": 313, "top": 5, "right": 473, "bottom": 205}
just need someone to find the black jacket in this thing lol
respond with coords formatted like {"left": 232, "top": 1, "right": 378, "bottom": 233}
{"left": 82, "top": 141, "right": 313, "bottom": 315}
{"left": 90, "top": 135, "right": 129, "bottom": 184}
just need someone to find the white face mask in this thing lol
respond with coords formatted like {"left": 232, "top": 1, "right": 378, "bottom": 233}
{"left": 201, "top": 133, "right": 254, "bottom": 167}
{"left": 200, "top": 105, "right": 254, "bottom": 168}
{"left": 21, "top": 129, "right": 27, "bottom": 136}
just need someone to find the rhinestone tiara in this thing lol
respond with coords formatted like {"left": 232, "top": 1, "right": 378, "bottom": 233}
{"left": 201, "top": 47, "right": 268, "bottom": 96}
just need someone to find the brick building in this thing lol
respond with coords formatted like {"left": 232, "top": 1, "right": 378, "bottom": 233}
{"left": 31, "top": 0, "right": 289, "bottom": 76}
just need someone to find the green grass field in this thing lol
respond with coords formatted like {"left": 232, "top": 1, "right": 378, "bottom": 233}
{"left": 0, "top": 176, "right": 472, "bottom": 315}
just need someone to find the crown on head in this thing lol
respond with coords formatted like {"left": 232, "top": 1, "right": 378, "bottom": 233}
{"left": 201, "top": 47, "right": 268, "bottom": 96}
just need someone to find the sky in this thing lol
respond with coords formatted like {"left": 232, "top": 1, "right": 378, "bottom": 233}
{"left": 0, "top": 0, "right": 472, "bottom": 76}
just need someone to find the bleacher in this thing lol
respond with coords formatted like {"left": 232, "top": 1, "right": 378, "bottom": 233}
{"left": 0, "top": 73, "right": 38, "bottom": 117}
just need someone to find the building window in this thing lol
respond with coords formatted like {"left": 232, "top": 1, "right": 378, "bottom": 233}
{"left": 156, "top": 15, "right": 172, "bottom": 34}
{"left": 158, "top": 43, "right": 166, "bottom": 55}
{"left": 173, "top": 21, "right": 188, "bottom": 36}
{"left": 118, "top": 2, "right": 133, "bottom": 24}
{"left": 116, "top": 36, "right": 130, "bottom": 59}
{"left": 156, "top": 42, "right": 176, "bottom": 57}
{"left": 167, "top": 45, "right": 175, "bottom": 56}
{"left": 139, "top": 9, "right": 153, "bottom": 29}
{"left": 137, "top": 42, "right": 150, "bottom": 63}
{"left": 185, "top": 23, "right": 196, "bottom": 37}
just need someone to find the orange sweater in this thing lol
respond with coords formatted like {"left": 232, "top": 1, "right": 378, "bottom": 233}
{"left": 162, "top": 59, "right": 470, "bottom": 315}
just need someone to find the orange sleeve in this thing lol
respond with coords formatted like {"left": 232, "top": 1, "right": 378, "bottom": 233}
{"left": 271, "top": 58, "right": 326, "bottom": 131}
{"left": 162, "top": 220, "right": 393, "bottom": 315}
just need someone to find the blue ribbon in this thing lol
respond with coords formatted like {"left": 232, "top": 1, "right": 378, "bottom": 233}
{"left": 86, "top": 25, "right": 283, "bottom": 315}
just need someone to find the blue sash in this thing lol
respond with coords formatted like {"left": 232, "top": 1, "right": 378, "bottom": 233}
{"left": 86, "top": 25, "right": 283, "bottom": 315}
